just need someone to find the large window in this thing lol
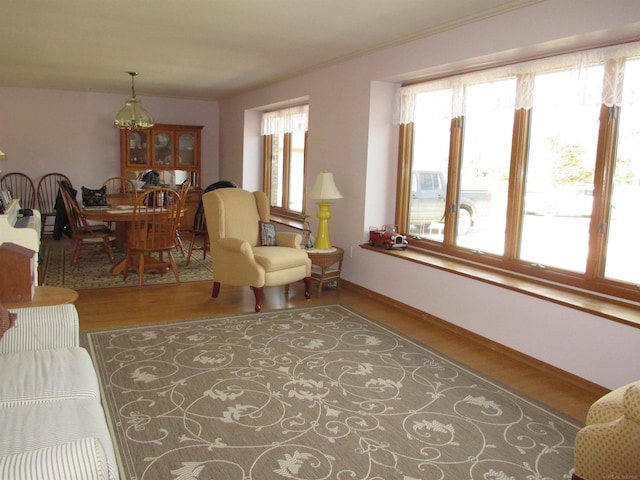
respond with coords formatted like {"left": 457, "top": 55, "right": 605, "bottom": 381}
{"left": 395, "top": 43, "right": 640, "bottom": 302}
{"left": 262, "top": 105, "right": 309, "bottom": 218}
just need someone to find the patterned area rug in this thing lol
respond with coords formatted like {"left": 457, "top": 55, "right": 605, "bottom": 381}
{"left": 85, "top": 305, "right": 581, "bottom": 480}
{"left": 40, "top": 239, "right": 212, "bottom": 289}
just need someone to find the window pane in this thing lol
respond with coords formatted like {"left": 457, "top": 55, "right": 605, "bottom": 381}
{"left": 605, "top": 59, "right": 640, "bottom": 284}
{"left": 271, "top": 133, "right": 284, "bottom": 208}
{"left": 521, "top": 67, "right": 602, "bottom": 272}
{"left": 287, "top": 130, "right": 305, "bottom": 213}
{"left": 456, "top": 79, "right": 515, "bottom": 254}
{"left": 409, "top": 89, "right": 452, "bottom": 241}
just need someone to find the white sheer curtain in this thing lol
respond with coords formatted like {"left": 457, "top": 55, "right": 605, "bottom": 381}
{"left": 393, "top": 41, "right": 640, "bottom": 125}
{"left": 261, "top": 105, "right": 309, "bottom": 136}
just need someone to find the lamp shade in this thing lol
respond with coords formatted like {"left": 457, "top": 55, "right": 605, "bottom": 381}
{"left": 309, "top": 171, "right": 342, "bottom": 200}
{"left": 0, "top": 150, "right": 6, "bottom": 160}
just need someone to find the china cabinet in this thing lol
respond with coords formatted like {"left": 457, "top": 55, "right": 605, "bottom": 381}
{"left": 119, "top": 123, "right": 204, "bottom": 231}
{"left": 120, "top": 124, "right": 203, "bottom": 175}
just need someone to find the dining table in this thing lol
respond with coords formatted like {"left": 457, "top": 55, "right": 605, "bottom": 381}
{"left": 82, "top": 196, "right": 184, "bottom": 275}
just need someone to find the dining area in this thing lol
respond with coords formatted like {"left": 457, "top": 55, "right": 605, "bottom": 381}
{"left": 49, "top": 175, "right": 201, "bottom": 288}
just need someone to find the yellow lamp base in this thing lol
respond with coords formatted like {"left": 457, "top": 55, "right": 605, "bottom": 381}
{"left": 314, "top": 201, "right": 333, "bottom": 249}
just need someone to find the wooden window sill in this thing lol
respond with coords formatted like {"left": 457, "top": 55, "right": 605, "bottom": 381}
{"left": 360, "top": 244, "right": 640, "bottom": 328}
{"left": 270, "top": 214, "right": 304, "bottom": 230}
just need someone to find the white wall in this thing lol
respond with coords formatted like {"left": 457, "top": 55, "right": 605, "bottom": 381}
{"left": 218, "top": 0, "right": 640, "bottom": 390}
{"left": 0, "top": 88, "right": 220, "bottom": 189}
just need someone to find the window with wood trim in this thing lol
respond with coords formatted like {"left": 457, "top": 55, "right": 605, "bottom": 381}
{"left": 394, "top": 43, "right": 640, "bottom": 302}
{"left": 262, "top": 105, "right": 309, "bottom": 218}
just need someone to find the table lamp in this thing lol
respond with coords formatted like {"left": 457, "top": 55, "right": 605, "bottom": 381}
{"left": 309, "top": 170, "right": 342, "bottom": 249}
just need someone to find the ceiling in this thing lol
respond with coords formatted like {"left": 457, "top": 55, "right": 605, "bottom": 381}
{"left": 1, "top": 0, "right": 540, "bottom": 100}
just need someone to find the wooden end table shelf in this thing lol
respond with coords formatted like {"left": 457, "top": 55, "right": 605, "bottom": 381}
{"left": 3, "top": 286, "right": 79, "bottom": 309}
{"left": 305, "top": 247, "right": 344, "bottom": 296}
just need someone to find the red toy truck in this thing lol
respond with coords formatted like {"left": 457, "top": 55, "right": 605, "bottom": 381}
{"left": 368, "top": 225, "right": 408, "bottom": 250}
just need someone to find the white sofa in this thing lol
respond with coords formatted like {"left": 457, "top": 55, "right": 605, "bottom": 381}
{"left": 0, "top": 304, "right": 119, "bottom": 480}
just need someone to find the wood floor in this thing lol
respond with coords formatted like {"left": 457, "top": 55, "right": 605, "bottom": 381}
{"left": 74, "top": 277, "right": 602, "bottom": 422}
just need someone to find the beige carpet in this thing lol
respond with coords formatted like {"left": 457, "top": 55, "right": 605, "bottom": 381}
{"left": 84, "top": 305, "right": 581, "bottom": 480}
{"left": 39, "top": 238, "right": 212, "bottom": 289}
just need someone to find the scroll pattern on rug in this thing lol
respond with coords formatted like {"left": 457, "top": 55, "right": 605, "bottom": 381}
{"left": 86, "top": 305, "right": 581, "bottom": 480}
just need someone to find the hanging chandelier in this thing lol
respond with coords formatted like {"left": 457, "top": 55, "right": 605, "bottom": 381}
{"left": 114, "top": 71, "right": 155, "bottom": 130}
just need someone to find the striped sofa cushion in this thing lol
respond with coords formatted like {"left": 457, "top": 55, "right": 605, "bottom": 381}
{"left": 0, "top": 347, "right": 100, "bottom": 408}
{"left": 0, "top": 304, "right": 79, "bottom": 353}
{"left": 0, "top": 399, "right": 119, "bottom": 480}
{"left": 0, "top": 436, "right": 108, "bottom": 480}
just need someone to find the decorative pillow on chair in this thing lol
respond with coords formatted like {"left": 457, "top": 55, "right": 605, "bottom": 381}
{"left": 259, "top": 221, "right": 277, "bottom": 246}
{"left": 81, "top": 186, "right": 107, "bottom": 206}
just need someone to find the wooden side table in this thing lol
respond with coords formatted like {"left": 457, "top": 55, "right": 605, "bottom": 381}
{"left": 3, "top": 286, "right": 79, "bottom": 309}
{"left": 305, "top": 247, "right": 344, "bottom": 296}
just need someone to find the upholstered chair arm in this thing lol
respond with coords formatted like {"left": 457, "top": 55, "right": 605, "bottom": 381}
{"left": 213, "top": 238, "right": 264, "bottom": 287}
{"left": 217, "top": 237, "right": 255, "bottom": 256}
{"left": 276, "top": 232, "right": 302, "bottom": 249}
{"left": 573, "top": 383, "right": 640, "bottom": 480}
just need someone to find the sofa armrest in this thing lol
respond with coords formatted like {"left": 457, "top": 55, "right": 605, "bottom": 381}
{"left": 0, "top": 437, "right": 108, "bottom": 480}
{"left": 0, "top": 304, "right": 79, "bottom": 353}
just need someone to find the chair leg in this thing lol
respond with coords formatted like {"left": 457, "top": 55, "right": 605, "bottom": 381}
{"left": 175, "top": 230, "right": 185, "bottom": 256}
{"left": 71, "top": 240, "right": 82, "bottom": 271}
{"left": 137, "top": 252, "right": 145, "bottom": 288}
{"left": 212, "top": 281, "right": 221, "bottom": 298}
{"left": 304, "top": 276, "right": 312, "bottom": 300}
{"left": 102, "top": 237, "right": 115, "bottom": 264}
{"left": 185, "top": 233, "right": 196, "bottom": 266}
{"left": 167, "top": 252, "right": 181, "bottom": 285}
{"left": 251, "top": 286, "right": 264, "bottom": 312}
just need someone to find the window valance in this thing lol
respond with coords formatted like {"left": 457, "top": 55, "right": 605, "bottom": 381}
{"left": 261, "top": 105, "right": 309, "bottom": 136}
{"left": 393, "top": 41, "right": 640, "bottom": 125}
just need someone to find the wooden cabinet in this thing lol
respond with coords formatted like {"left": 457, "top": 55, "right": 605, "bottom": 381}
{"left": 120, "top": 123, "right": 203, "bottom": 231}
{"left": 120, "top": 124, "right": 203, "bottom": 176}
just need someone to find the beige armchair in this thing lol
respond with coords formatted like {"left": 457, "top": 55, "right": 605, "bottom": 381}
{"left": 202, "top": 188, "right": 312, "bottom": 312}
{"left": 572, "top": 380, "right": 640, "bottom": 480}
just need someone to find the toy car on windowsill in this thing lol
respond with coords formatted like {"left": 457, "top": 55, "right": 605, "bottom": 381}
{"left": 368, "top": 225, "right": 408, "bottom": 250}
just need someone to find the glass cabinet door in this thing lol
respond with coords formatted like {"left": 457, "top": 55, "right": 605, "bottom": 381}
{"left": 153, "top": 131, "right": 173, "bottom": 167}
{"left": 127, "top": 131, "right": 149, "bottom": 166}
{"left": 178, "top": 132, "right": 196, "bottom": 167}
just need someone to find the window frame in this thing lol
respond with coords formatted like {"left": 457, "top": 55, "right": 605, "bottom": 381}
{"left": 395, "top": 52, "right": 639, "bottom": 304}
{"left": 263, "top": 130, "right": 309, "bottom": 220}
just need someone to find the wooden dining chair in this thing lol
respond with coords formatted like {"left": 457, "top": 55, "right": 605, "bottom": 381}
{"left": 0, "top": 172, "right": 36, "bottom": 210}
{"left": 122, "top": 188, "right": 181, "bottom": 287}
{"left": 57, "top": 181, "right": 115, "bottom": 271}
{"left": 102, "top": 176, "right": 137, "bottom": 229}
{"left": 173, "top": 178, "right": 191, "bottom": 256}
{"left": 37, "top": 173, "right": 72, "bottom": 237}
{"left": 102, "top": 176, "right": 137, "bottom": 205}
